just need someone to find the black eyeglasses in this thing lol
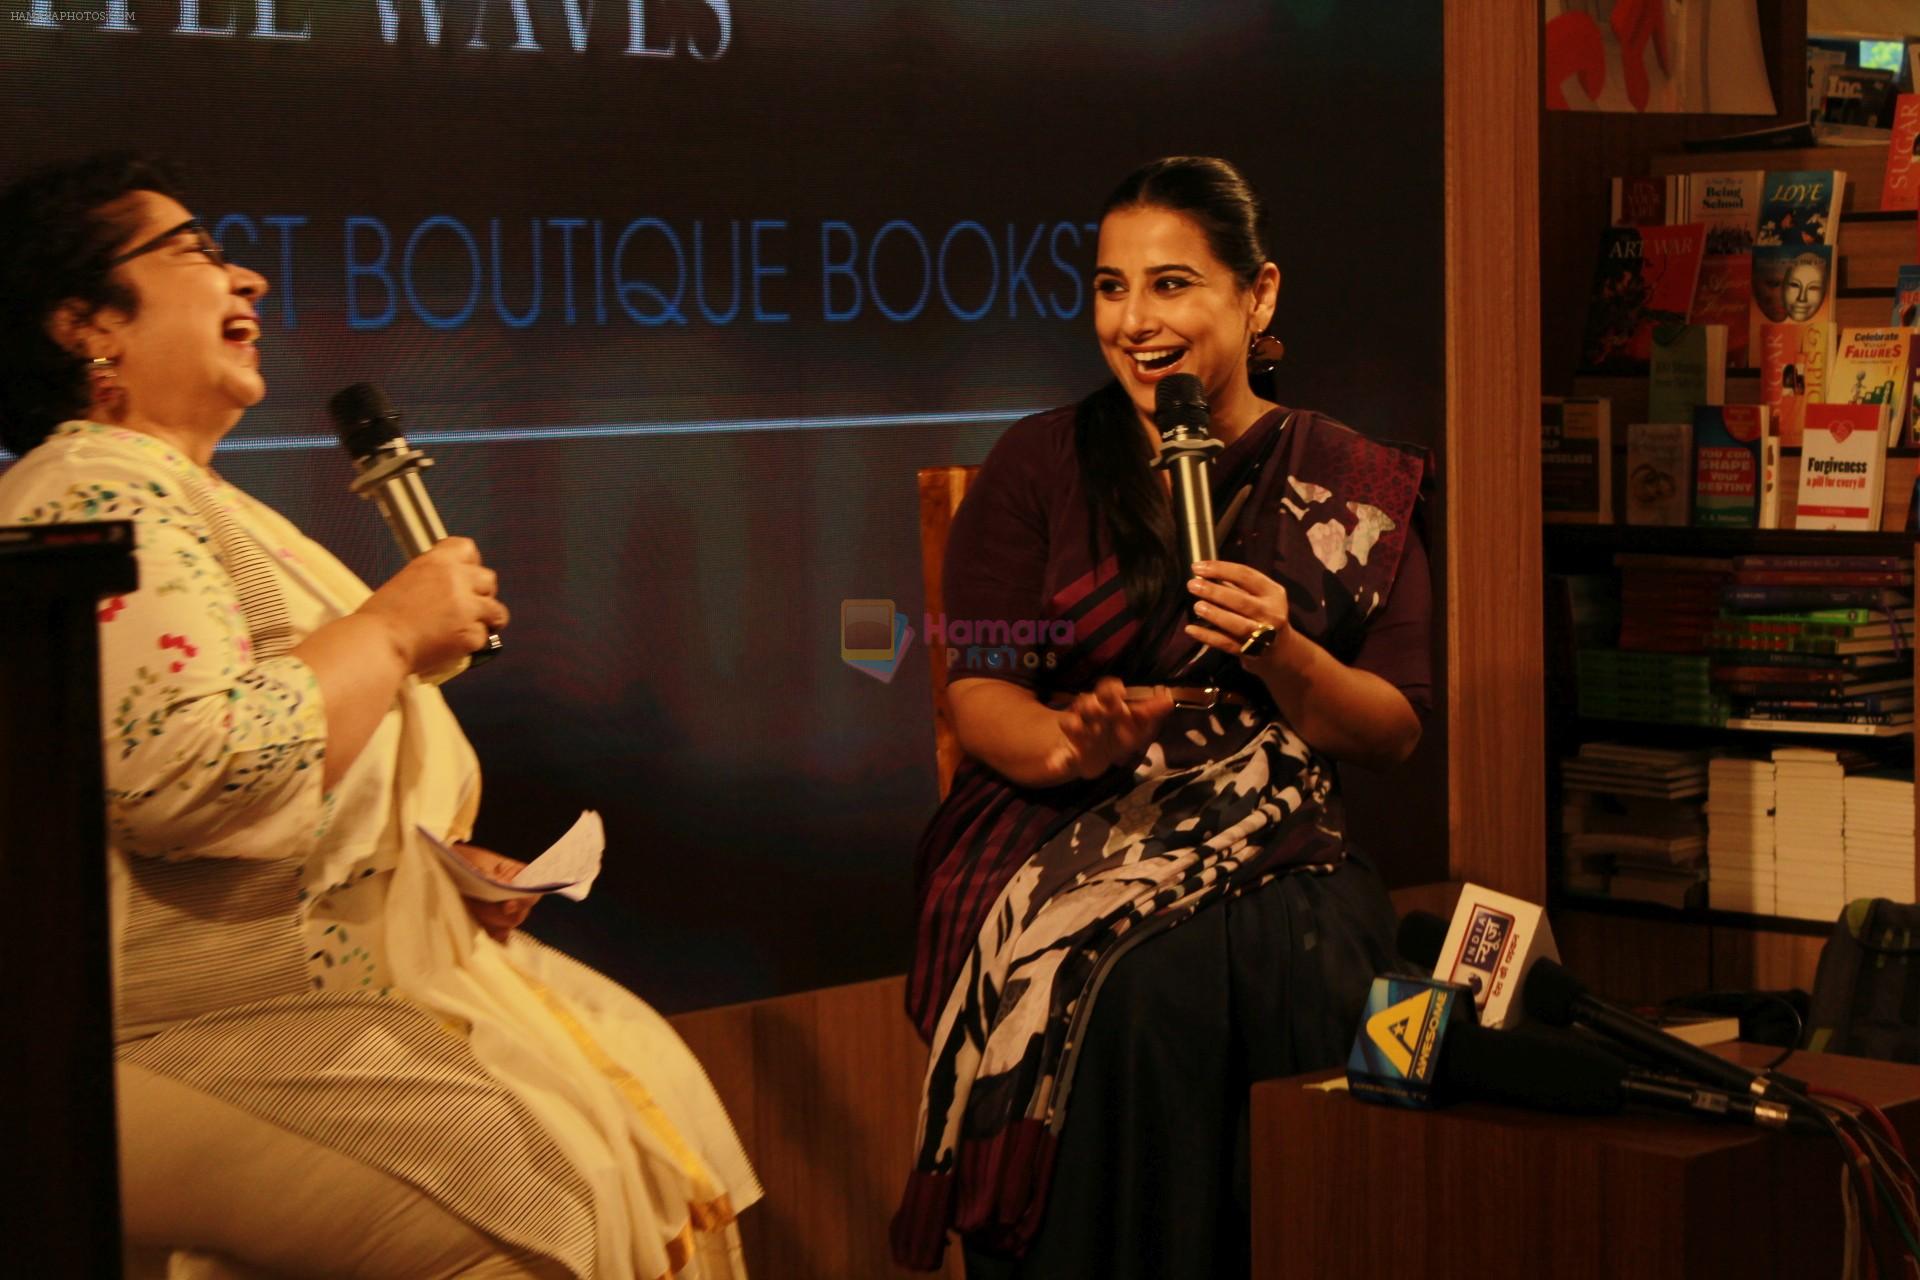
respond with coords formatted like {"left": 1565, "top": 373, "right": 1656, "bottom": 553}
{"left": 106, "top": 218, "right": 227, "bottom": 269}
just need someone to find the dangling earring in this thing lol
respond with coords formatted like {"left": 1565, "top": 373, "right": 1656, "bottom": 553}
{"left": 88, "top": 355, "right": 125, "bottom": 419}
{"left": 1248, "top": 333, "right": 1285, "bottom": 375}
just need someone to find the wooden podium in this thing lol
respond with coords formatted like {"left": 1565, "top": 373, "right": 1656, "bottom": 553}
{"left": 1251, "top": 1044, "right": 1920, "bottom": 1279}
{"left": 1, "top": 522, "right": 138, "bottom": 1277}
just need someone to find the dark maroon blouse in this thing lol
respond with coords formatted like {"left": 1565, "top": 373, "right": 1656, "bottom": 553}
{"left": 940, "top": 404, "right": 1432, "bottom": 713}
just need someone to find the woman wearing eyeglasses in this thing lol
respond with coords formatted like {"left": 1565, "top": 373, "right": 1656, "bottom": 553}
{"left": 0, "top": 154, "right": 757, "bottom": 1278}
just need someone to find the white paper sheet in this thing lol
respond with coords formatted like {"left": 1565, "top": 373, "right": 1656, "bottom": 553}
{"left": 420, "top": 809, "right": 604, "bottom": 902}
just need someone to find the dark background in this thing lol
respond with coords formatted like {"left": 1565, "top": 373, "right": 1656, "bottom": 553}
{"left": 1, "top": 0, "right": 1446, "bottom": 1011}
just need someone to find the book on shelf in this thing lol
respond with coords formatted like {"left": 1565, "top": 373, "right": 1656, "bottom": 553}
{"left": 1581, "top": 224, "right": 1708, "bottom": 374}
{"left": 1906, "top": 342, "right": 1920, "bottom": 452}
{"left": 1758, "top": 320, "right": 1832, "bottom": 448}
{"left": 1723, "top": 584, "right": 1912, "bottom": 610}
{"left": 1754, "top": 170, "right": 1844, "bottom": 247}
{"left": 1708, "top": 631, "right": 1906, "bottom": 657}
{"left": 1823, "top": 68, "right": 1898, "bottom": 133}
{"left": 1682, "top": 170, "right": 1763, "bottom": 255}
{"left": 1692, "top": 403, "right": 1770, "bottom": 528}
{"left": 1732, "top": 554, "right": 1908, "bottom": 573}
{"left": 1614, "top": 552, "right": 1732, "bottom": 573}
{"left": 1688, "top": 259, "right": 1752, "bottom": 368}
{"left": 1808, "top": 48, "right": 1848, "bottom": 119}
{"left": 1711, "top": 649, "right": 1907, "bottom": 671}
{"left": 1749, "top": 244, "right": 1835, "bottom": 359}
{"left": 1609, "top": 175, "right": 1672, "bottom": 228}
{"left": 1828, "top": 328, "right": 1915, "bottom": 446}
{"left": 1794, "top": 403, "right": 1889, "bottom": 531}
{"left": 1541, "top": 396, "right": 1612, "bottom": 524}
{"left": 1723, "top": 605, "right": 1914, "bottom": 625}
{"left": 1895, "top": 266, "right": 1920, "bottom": 328}
{"left": 1682, "top": 172, "right": 1762, "bottom": 365}
{"left": 1715, "top": 614, "right": 1912, "bottom": 640}
{"left": 1744, "top": 693, "right": 1913, "bottom": 716}
{"left": 1719, "top": 674, "right": 1913, "bottom": 699}
{"left": 1886, "top": 95, "right": 1920, "bottom": 212}
{"left": 1624, "top": 422, "right": 1693, "bottom": 526}
{"left": 1727, "top": 716, "right": 1912, "bottom": 734}
{"left": 1649, "top": 325, "right": 1726, "bottom": 422}
{"left": 1759, "top": 437, "right": 1781, "bottom": 529}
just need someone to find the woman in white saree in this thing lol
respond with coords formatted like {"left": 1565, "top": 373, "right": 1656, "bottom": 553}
{"left": 0, "top": 154, "right": 758, "bottom": 1279}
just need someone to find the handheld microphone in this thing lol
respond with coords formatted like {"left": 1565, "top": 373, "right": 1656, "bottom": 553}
{"left": 1151, "top": 373, "right": 1224, "bottom": 579}
{"left": 326, "top": 383, "right": 502, "bottom": 665}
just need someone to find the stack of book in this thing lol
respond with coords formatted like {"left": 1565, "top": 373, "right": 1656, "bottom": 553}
{"left": 1576, "top": 651, "right": 1725, "bottom": 725}
{"left": 1575, "top": 553, "right": 1732, "bottom": 726}
{"left": 1707, "top": 754, "right": 1777, "bottom": 914}
{"left": 1842, "top": 770, "right": 1916, "bottom": 905}
{"left": 1560, "top": 743, "right": 1711, "bottom": 907}
{"left": 1617, "top": 553, "right": 1731, "bottom": 651}
{"left": 1712, "top": 556, "right": 1914, "bottom": 735}
{"left": 1772, "top": 745, "right": 1858, "bottom": 921}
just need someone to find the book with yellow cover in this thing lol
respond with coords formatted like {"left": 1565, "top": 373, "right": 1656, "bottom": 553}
{"left": 1829, "top": 328, "right": 1915, "bottom": 446}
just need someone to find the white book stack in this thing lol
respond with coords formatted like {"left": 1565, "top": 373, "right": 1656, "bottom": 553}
{"left": 1843, "top": 771, "right": 1916, "bottom": 905}
{"left": 1707, "top": 755, "right": 1777, "bottom": 913}
{"left": 1772, "top": 746, "right": 1850, "bottom": 921}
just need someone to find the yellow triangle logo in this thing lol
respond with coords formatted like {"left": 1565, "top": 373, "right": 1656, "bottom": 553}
{"left": 1365, "top": 989, "right": 1436, "bottom": 1077}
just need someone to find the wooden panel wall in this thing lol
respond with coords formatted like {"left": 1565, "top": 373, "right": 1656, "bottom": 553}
{"left": 1443, "top": 0, "right": 1546, "bottom": 898}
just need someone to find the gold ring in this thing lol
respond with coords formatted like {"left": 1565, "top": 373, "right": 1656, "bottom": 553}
{"left": 1240, "top": 623, "right": 1276, "bottom": 657}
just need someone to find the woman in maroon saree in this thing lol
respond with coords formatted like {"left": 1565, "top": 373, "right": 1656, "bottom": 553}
{"left": 892, "top": 157, "right": 1433, "bottom": 1279}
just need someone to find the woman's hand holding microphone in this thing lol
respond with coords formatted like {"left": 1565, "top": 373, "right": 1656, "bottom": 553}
{"left": 358, "top": 537, "right": 510, "bottom": 677}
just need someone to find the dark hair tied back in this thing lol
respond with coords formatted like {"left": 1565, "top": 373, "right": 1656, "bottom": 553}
{"left": 0, "top": 151, "right": 185, "bottom": 455}
{"left": 1075, "top": 156, "right": 1271, "bottom": 672}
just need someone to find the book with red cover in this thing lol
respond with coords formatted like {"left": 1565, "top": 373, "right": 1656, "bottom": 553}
{"left": 1882, "top": 95, "right": 1919, "bottom": 212}
{"left": 1581, "top": 224, "right": 1709, "bottom": 374}
{"left": 1689, "top": 259, "right": 1752, "bottom": 367}
{"left": 1758, "top": 321, "right": 1832, "bottom": 447}
{"left": 1610, "top": 175, "right": 1668, "bottom": 227}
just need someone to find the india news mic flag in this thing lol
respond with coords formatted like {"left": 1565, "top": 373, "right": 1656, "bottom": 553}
{"left": 1432, "top": 883, "right": 1560, "bottom": 1030}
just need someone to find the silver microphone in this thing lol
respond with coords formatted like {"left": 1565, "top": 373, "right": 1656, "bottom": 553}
{"left": 1151, "top": 373, "right": 1223, "bottom": 578}
{"left": 327, "top": 382, "right": 502, "bottom": 664}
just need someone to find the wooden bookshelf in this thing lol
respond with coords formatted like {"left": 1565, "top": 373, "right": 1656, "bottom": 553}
{"left": 1544, "top": 121, "right": 1920, "bottom": 999}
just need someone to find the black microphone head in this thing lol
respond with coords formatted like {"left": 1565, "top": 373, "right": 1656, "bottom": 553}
{"left": 1520, "top": 957, "right": 1587, "bottom": 1028}
{"left": 328, "top": 382, "right": 404, "bottom": 460}
{"left": 1437, "top": 1021, "right": 1625, "bottom": 1114}
{"left": 1153, "top": 373, "right": 1209, "bottom": 434}
{"left": 1396, "top": 910, "right": 1448, "bottom": 973}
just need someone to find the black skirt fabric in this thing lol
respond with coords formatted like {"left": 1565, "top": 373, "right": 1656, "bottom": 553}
{"left": 960, "top": 854, "right": 1399, "bottom": 1280}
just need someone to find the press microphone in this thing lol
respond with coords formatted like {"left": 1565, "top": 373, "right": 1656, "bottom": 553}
{"left": 1151, "top": 373, "right": 1224, "bottom": 579}
{"left": 327, "top": 382, "right": 502, "bottom": 664}
{"left": 1522, "top": 956, "right": 1806, "bottom": 1103}
{"left": 1347, "top": 972, "right": 1821, "bottom": 1133}
{"left": 1395, "top": 885, "right": 1560, "bottom": 1029}
{"left": 1346, "top": 971, "right": 1620, "bottom": 1112}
